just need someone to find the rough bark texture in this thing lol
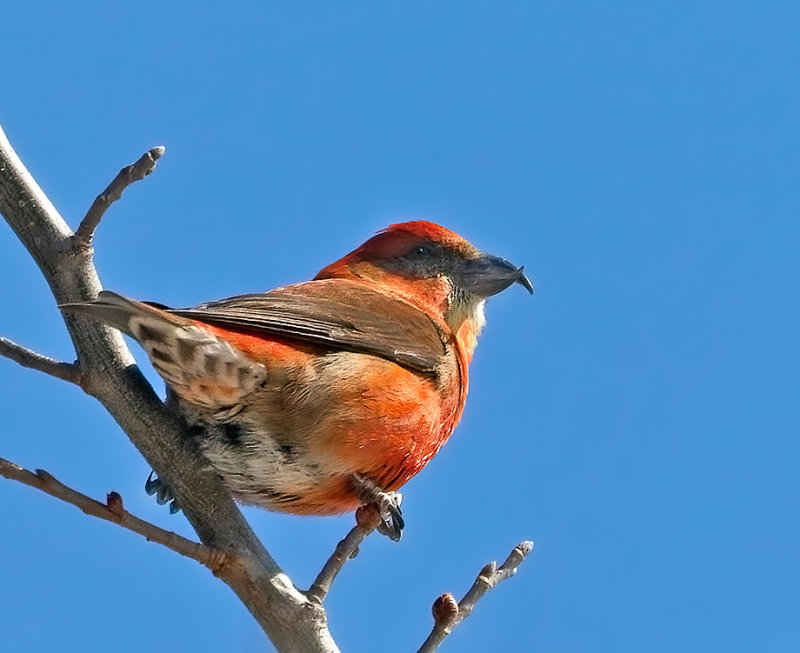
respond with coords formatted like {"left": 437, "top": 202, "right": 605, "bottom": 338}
{"left": 0, "top": 124, "right": 339, "bottom": 653}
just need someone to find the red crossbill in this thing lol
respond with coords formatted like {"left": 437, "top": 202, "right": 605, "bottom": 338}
{"left": 70, "top": 221, "right": 532, "bottom": 539}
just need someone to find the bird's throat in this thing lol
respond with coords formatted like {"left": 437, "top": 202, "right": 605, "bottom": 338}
{"left": 446, "top": 295, "right": 486, "bottom": 361}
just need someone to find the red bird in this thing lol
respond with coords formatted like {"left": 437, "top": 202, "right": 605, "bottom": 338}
{"left": 71, "top": 221, "right": 531, "bottom": 539}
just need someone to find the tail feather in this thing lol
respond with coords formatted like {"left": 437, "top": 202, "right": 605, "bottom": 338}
{"left": 62, "top": 291, "right": 266, "bottom": 411}
{"left": 61, "top": 290, "right": 188, "bottom": 336}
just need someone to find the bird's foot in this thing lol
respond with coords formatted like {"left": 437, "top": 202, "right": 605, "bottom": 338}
{"left": 145, "top": 471, "right": 181, "bottom": 514}
{"left": 351, "top": 474, "right": 404, "bottom": 541}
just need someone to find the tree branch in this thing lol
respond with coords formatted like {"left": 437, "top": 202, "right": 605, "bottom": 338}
{"left": 417, "top": 540, "right": 534, "bottom": 653}
{"left": 0, "top": 455, "right": 230, "bottom": 572}
{"left": 307, "top": 504, "right": 381, "bottom": 604}
{"left": 0, "top": 124, "right": 339, "bottom": 653}
{"left": 0, "top": 121, "right": 534, "bottom": 653}
{"left": 75, "top": 146, "right": 165, "bottom": 244}
{"left": 0, "top": 336, "right": 81, "bottom": 385}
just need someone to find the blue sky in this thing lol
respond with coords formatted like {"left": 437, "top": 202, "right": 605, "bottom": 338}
{"left": 1, "top": 2, "right": 799, "bottom": 651}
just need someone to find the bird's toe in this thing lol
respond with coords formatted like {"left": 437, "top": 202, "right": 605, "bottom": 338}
{"left": 351, "top": 474, "right": 405, "bottom": 541}
{"left": 145, "top": 471, "right": 180, "bottom": 512}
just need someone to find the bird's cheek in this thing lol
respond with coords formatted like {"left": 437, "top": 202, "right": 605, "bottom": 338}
{"left": 398, "top": 275, "right": 452, "bottom": 317}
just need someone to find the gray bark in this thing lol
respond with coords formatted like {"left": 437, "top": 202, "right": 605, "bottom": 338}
{"left": 0, "top": 123, "right": 339, "bottom": 653}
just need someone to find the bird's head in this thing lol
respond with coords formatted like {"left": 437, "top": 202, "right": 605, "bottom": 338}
{"left": 316, "top": 221, "right": 532, "bottom": 358}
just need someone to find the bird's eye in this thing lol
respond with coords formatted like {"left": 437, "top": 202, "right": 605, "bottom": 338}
{"left": 400, "top": 244, "right": 438, "bottom": 267}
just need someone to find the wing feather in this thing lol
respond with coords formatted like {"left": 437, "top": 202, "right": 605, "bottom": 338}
{"left": 167, "top": 279, "right": 446, "bottom": 373}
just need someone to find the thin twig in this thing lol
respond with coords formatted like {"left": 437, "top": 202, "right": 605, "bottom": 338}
{"left": 306, "top": 504, "right": 382, "bottom": 604}
{"left": 417, "top": 540, "right": 534, "bottom": 653}
{"left": 0, "top": 336, "right": 81, "bottom": 385}
{"left": 0, "top": 455, "right": 230, "bottom": 573}
{"left": 75, "top": 146, "right": 165, "bottom": 243}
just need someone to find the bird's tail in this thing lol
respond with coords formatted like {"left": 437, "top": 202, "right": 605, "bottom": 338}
{"left": 62, "top": 291, "right": 266, "bottom": 411}
{"left": 61, "top": 290, "right": 190, "bottom": 337}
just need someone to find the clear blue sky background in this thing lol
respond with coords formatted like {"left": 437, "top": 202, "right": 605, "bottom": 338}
{"left": 1, "top": 2, "right": 798, "bottom": 651}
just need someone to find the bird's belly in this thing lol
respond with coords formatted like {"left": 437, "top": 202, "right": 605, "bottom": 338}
{"left": 196, "top": 420, "right": 361, "bottom": 515}
{"left": 193, "top": 414, "right": 452, "bottom": 516}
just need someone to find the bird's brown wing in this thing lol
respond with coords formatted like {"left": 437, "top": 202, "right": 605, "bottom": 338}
{"left": 167, "top": 279, "right": 447, "bottom": 373}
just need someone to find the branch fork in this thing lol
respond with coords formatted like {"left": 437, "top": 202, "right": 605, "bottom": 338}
{"left": 0, "top": 456, "right": 229, "bottom": 572}
{"left": 75, "top": 146, "right": 165, "bottom": 245}
{"left": 0, "top": 336, "right": 81, "bottom": 386}
{"left": 0, "top": 129, "right": 535, "bottom": 653}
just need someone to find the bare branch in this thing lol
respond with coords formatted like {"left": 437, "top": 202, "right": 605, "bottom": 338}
{"left": 0, "top": 124, "right": 340, "bottom": 652}
{"left": 0, "top": 336, "right": 81, "bottom": 385}
{"left": 307, "top": 504, "right": 382, "bottom": 604}
{"left": 75, "top": 146, "right": 165, "bottom": 243}
{"left": 0, "top": 455, "right": 230, "bottom": 572}
{"left": 417, "top": 540, "right": 534, "bottom": 653}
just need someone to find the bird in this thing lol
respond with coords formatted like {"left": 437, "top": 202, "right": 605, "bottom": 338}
{"left": 67, "top": 220, "right": 532, "bottom": 539}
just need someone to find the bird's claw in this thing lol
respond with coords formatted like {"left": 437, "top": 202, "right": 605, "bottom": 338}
{"left": 351, "top": 474, "right": 404, "bottom": 541}
{"left": 145, "top": 471, "right": 182, "bottom": 514}
{"left": 376, "top": 496, "right": 404, "bottom": 541}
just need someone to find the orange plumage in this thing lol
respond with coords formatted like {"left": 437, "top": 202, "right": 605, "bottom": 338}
{"left": 69, "top": 221, "right": 532, "bottom": 538}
